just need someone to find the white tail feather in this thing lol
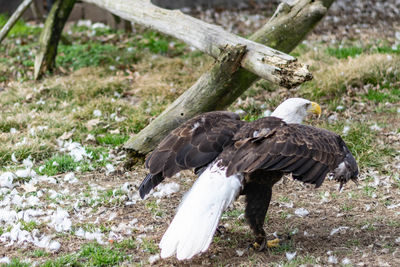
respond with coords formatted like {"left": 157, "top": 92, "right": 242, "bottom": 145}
{"left": 159, "top": 161, "right": 243, "bottom": 260}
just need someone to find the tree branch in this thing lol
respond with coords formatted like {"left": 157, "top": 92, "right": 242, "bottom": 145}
{"left": 82, "top": 0, "right": 312, "bottom": 88}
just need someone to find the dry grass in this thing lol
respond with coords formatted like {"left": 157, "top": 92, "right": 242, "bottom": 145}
{"left": 300, "top": 53, "right": 400, "bottom": 98}
{"left": 0, "top": 23, "right": 399, "bottom": 266}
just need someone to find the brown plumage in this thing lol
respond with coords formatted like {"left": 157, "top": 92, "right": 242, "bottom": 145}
{"left": 139, "top": 109, "right": 358, "bottom": 259}
{"left": 140, "top": 111, "right": 357, "bottom": 198}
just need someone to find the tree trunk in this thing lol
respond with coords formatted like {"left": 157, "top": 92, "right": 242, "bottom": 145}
{"left": 0, "top": 0, "right": 33, "bottom": 44}
{"left": 82, "top": 0, "right": 311, "bottom": 88}
{"left": 34, "top": 0, "right": 76, "bottom": 80}
{"left": 124, "top": 0, "right": 335, "bottom": 160}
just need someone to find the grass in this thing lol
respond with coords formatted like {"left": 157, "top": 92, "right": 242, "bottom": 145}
{"left": 96, "top": 134, "right": 128, "bottom": 146}
{"left": 0, "top": 15, "right": 41, "bottom": 37}
{"left": 1, "top": 16, "right": 400, "bottom": 266}
{"left": 299, "top": 46, "right": 400, "bottom": 99}
{"left": 56, "top": 42, "right": 139, "bottom": 71}
{"left": 40, "top": 242, "right": 130, "bottom": 267}
{"left": 326, "top": 44, "right": 400, "bottom": 59}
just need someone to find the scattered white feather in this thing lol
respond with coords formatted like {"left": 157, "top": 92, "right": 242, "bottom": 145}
{"left": 86, "top": 134, "right": 95, "bottom": 141}
{"left": 108, "top": 212, "right": 117, "bottom": 221}
{"left": 279, "top": 201, "right": 294, "bottom": 208}
{"left": 60, "top": 141, "right": 90, "bottom": 162}
{"left": 92, "top": 22, "right": 109, "bottom": 29}
{"left": 236, "top": 249, "right": 245, "bottom": 257}
{"left": 342, "top": 258, "right": 351, "bottom": 265}
{"left": 328, "top": 114, "right": 338, "bottom": 123}
{"left": 23, "top": 156, "right": 34, "bottom": 169}
{"left": 365, "top": 204, "right": 371, "bottom": 211}
{"left": 0, "top": 172, "right": 15, "bottom": 188}
{"left": 10, "top": 128, "right": 18, "bottom": 134}
{"left": 93, "top": 109, "right": 102, "bottom": 117}
{"left": 263, "top": 109, "right": 272, "bottom": 117}
{"left": 234, "top": 109, "right": 246, "bottom": 115}
{"left": 370, "top": 123, "right": 382, "bottom": 131}
{"left": 11, "top": 153, "right": 18, "bottom": 163}
{"left": 75, "top": 227, "right": 105, "bottom": 244}
{"left": 330, "top": 226, "right": 349, "bottom": 236}
{"left": 336, "top": 105, "right": 344, "bottom": 111}
{"left": 342, "top": 126, "right": 350, "bottom": 136}
{"left": 286, "top": 251, "right": 297, "bottom": 261}
{"left": 328, "top": 255, "right": 338, "bottom": 264}
{"left": 48, "top": 240, "right": 61, "bottom": 251}
{"left": 387, "top": 203, "right": 400, "bottom": 209}
{"left": 49, "top": 208, "right": 72, "bottom": 232}
{"left": 64, "top": 172, "right": 78, "bottom": 184}
{"left": 105, "top": 164, "right": 115, "bottom": 175}
{"left": 0, "top": 257, "right": 10, "bottom": 264}
{"left": 152, "top": 182, "right": 180, "bottom": 198}
{"left": 294, "top": 208, "right": 309, "bottom": 217}
{"left": 395, "top": 237, "right": 400, "bottom": 243}
{"left": 15, "top": 168, "right": 35, "bottom": 179}
{"left": 148, "top": 254, "right": 160, "bottom": 264}
{"left": 36, "top": 99, "right": 45, "bottom": 105}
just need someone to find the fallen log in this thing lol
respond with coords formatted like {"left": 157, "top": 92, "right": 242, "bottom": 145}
{"left": 124, "top": 0, "right": 335, "bottom": 158}
{"left": 82, "top": 0, "right": 312, "bottom": 88}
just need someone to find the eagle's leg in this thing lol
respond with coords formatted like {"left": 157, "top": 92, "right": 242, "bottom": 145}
{"left": 244, "top": 172, "right": 282, "bottom": 251}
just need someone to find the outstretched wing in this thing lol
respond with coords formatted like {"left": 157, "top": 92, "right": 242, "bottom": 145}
{"left": 139, "top": 111, "right": 243, "bottom": 198}
{"left": 226, "top": 122, "right": 352, "bottom": 187}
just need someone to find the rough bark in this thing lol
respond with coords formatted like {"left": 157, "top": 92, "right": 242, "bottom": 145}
{"left": 34, "top": 0, "right": 76, "bottom": 80}
{"left": 124, "top": 0, "right": 335, "bottom": 158}
{"left": 0, "top": 0, "right": 33, "bottom": 44}
{"left": 82, "top": 0, "right": 311, "bottom": 88}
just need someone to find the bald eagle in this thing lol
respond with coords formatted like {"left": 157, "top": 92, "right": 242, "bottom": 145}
{"left": 139, "top": 98, "right": 358, "bottom": 260}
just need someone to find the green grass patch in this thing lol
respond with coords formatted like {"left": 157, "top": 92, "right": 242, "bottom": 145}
{"left": 363, "top": 88, "right": 400, "bottom": 103}
{"left": 135, "top": 30, "right": 186, "bottom": 55}
{"left": 327, "top": 46, "right": 365, "bottom": 59}
{"left": 35, "top": 147, "right": 109, "bottom": 176}
{"left": 42, "top": 242, "right": 130, "bottom": 267}
{"left": 0, "top": 14, "right": 41, "bottom": 37}
{"left": 141, "top": 239, "right": 159, "bottom": 254}
{"left": 57, "top": 42, "right": 138, "bottom": 71}
{"left": 30, "top": 249, "right": 50, "bottom": 258}
{"left": 1, "top": 258, "right": 30, "bottom": 267}
{"left": 326, "top": 44, "right": 400, "bottom": 59}
{"left": 19, "top": 220, "right": 38, "bottom": 232}
{"left": 96, "top": 134, "right": 128, "bottom": 146}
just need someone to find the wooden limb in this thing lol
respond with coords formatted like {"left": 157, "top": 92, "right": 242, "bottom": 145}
{"left": 0, "top": 0, "right": 33, "bottom": 44}
{"left": 34, "top": 0, "right": 76, "bottom": 80}
{"left": 82, "top": 0, "right": 311, "bottom": 88}
{"left": 30, "top": 0, "right": 44, "bottom": 21}
{"left": 124, "top": 0, "right": 335, "bottom": 156}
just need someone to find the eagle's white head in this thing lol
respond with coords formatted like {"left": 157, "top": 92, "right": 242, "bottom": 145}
{"left": 271, "top": 98, "right": 321, "bottom": 124}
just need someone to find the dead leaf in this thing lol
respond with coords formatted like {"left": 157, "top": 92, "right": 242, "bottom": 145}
{"left": 86, "top": 119, "right": 101, "bottom": 131}
{"left": 59, "top": 129, "right": 75, "bottom": 140}
{"left": 109, "top": 129, "right": 120, "bottom": 134}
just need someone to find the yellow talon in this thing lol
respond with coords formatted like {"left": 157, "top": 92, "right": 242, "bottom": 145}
{"left": 252, "top": 242, "right": 261, "bottom": 250}
{"left": 267, "top": 238, "right": 280, "bottom": 248}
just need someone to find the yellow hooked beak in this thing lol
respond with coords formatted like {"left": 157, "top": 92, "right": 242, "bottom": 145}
{"left": 308, "top": 102, "right": 322, "bottom": 117}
